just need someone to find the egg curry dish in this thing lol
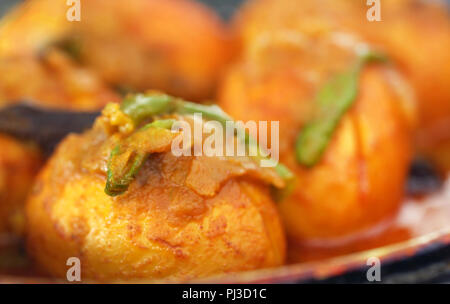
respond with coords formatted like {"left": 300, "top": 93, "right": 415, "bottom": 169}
{"left": 0, "top": 0, "right": 449, "bottom": 283}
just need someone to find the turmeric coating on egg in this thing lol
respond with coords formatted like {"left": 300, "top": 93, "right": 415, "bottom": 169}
{"left": 235, "top": 0, "right": 450, "bottom": 174}
{"left": 25, "top": 95, "right": 286, "bottom": 281}
{"left": 0, "top": 0, "right": 234, "bottom": 237}
{"left": 219, "top": 34, "right": 416, "bottom": 241}
{"left": 0, "top": 0, "right": 235, "bottom": 101}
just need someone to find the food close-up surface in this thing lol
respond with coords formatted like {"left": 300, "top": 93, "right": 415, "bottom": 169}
{"left": 25, "top": 93, "right": 287, "bottom": 281}
{"left": 0, "top": 0, "right": 449, "bottom": 285}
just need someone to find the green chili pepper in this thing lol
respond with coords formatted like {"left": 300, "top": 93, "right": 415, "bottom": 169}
{"left": 175, "top": 101, "right": 233, "bottom": 125}
{"left": 175, "top": 100, "right": 295, "bottom": 186}
{"left": 295, "top": 51, "right": 387, "bottom": 167}
{"left": 105, "top": 119, "right": 175, "bottom": 196}
{"left": 105, "top": 93, "right": 294, "bottom": 198}
{"left": 141, "top": 119, "right": 176, "bottom": 130}
{"left": 105, "top": 147, "right": 148, "bottom": 197}
{"left": 121, "top": 94, "right": 174, "bottom": 125}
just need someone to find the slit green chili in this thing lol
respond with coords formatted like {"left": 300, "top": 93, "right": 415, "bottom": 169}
{"left": 105, "top": 119, "right": 176, "bottom": 196}
{"left": 105, "top": 93, "right": 294, "bottom": 197}
{"left": 295, "top": 51, "right": 387, "bottom": 167}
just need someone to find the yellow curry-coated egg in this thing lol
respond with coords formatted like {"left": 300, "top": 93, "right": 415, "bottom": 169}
{"left": 26, "top": 120, "right": 286, "bottom": 281}
{"left": 219, "top": 54, "right": 415, "bottom": 241}
{"left": 235, "top": 0, "right": 450, "bottom": 173}
{"left": 277, "top": 66, "right": 414, "bottom": 240}
{"left": 0, "top": 0, "right": 235, "bottom": 101}
{"left": 219, "top": 0, "right": 419, "bottom": 241}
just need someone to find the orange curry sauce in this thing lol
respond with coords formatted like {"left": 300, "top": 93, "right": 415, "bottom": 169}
{"left": 288, "top": 176, "right": 450, "bottom": 263}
